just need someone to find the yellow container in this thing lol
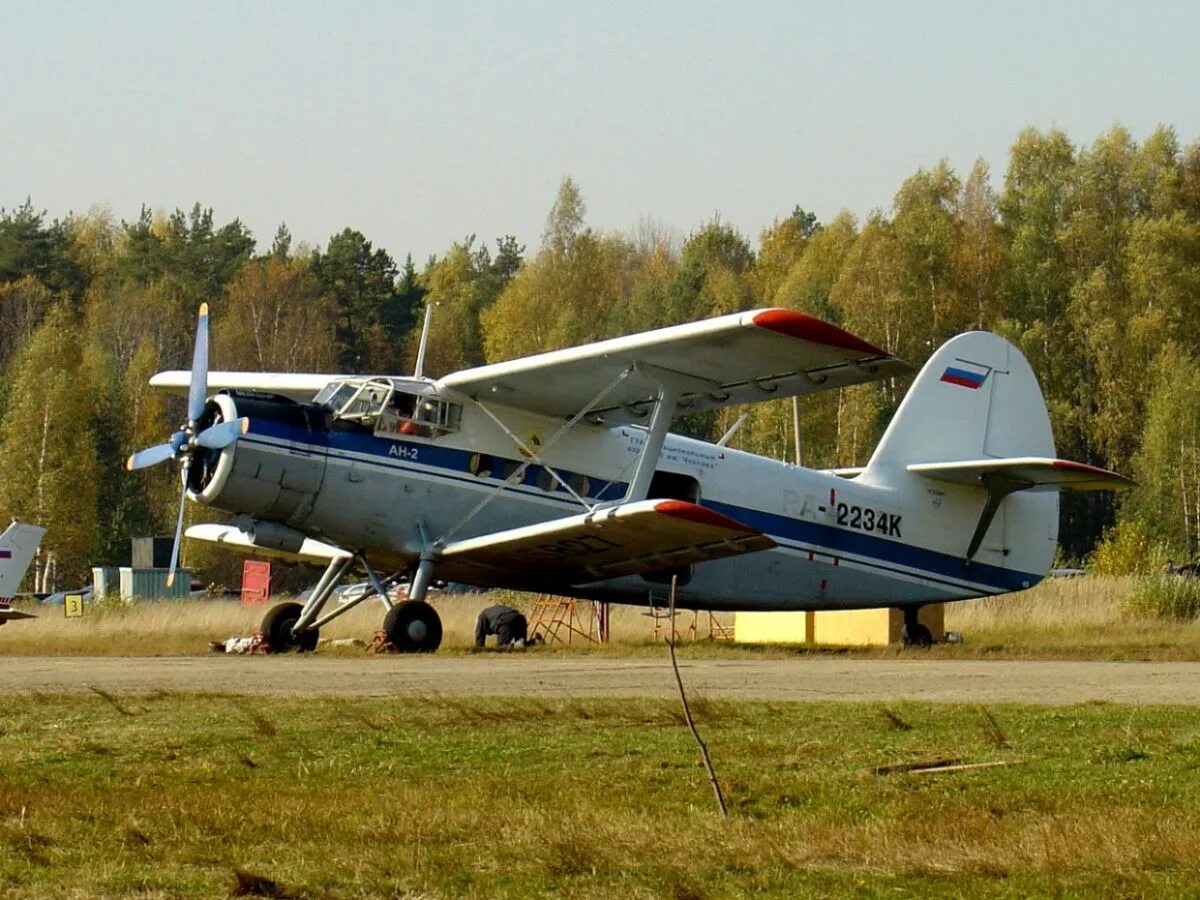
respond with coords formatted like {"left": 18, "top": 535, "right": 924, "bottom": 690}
{"left": 735, "top": 605, "right": 943, "bottom": 647}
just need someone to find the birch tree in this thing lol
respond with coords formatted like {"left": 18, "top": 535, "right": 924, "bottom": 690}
{"left": 0, "top": 305, "right": 99, "bottom": 589}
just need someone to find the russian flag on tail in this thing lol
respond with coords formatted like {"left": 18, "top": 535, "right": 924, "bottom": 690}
{"left": 940, "top": 361, "right": 990, "bottom": 390}
{"left": 0, "top": 550, "right": 10, "bottom": 560}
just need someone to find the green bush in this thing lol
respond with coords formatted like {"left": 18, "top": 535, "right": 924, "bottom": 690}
{"left": 1120, "top": 576, "right": 1200, "bottom": 620}
{"left": 1089, "top": 519, "right": 1174, "bottom": 576}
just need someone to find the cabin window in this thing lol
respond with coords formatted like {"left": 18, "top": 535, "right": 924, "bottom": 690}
{"left": 413, "top": 397, "right": 462, "bottom": 435}
{"left": 568, "top": 472, "right": 591, "bottom": 497}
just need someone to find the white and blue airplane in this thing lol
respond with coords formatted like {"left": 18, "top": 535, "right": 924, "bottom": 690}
{"left": 0, "top": 521, "right": 46, "bottom": 624}
{"left": 134, "top": 305, "right": 1130, "bottom": 651}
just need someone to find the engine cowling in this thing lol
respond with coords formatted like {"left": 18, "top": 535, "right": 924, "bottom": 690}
{"left": 188, "top": 392, "right": 330, "bottom": 529}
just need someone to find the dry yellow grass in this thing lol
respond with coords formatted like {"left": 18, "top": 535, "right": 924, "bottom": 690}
{"left": 5, "top": 575, "right": 1200, "bottom": 660}
{"left": 943, "top": 575, "right": 1200, "bottom": 659}
{"left": 945, "top": 575, "right": 1134, "bottom": 630}
{"left": 0, "top": 589, "right": 719, "bottom": 656}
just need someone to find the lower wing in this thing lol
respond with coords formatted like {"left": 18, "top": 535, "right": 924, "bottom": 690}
{"left": 436, "top": 499, "right": 775, "bottom": 588}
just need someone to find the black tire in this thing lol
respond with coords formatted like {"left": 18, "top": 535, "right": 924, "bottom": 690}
{"left": 261, "top": 602, "right": 319, "bottom": 653}
{"left": 383, "top": 600, "right": 443, "bottom": 653}
{"left": 901, "top": 622, "right": 933, "bottom": 647}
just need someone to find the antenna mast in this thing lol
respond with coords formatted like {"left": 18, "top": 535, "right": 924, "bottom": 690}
{"left": 413, "top": 303, "right": 436, "bottom": 379}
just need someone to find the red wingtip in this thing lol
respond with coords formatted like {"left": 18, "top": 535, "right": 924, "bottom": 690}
{"left": 653, "top": 500, "right": 757, "bottom": 533}
{"left": 752, "top": 309, "right": 889, "bottom": 357}
{"left": 1052, "top": 459, "right": 1133, "bottom": 483}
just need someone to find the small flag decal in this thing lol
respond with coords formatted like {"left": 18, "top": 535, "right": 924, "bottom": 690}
{"left": 940, "top": 366, "right": 988, "bottom": 389}
{"left": 0, "top": 550, "right": 10, "bottom": 560}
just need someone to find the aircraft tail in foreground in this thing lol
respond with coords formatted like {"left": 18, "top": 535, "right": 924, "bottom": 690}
{"left": 0, "top": 521, "right": 46, "bottom": 624}
{"left": 860, "top": 331, "right": 1130, "bottom": 578}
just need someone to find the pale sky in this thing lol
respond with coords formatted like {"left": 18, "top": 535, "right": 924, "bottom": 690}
{"left": 4, "top": 1, "right": 1198, "bottom": 264}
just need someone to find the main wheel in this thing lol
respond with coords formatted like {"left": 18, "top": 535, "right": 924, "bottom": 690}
{"left": 261, "top": 602, "right": 319, "bottom": 653}
{"left": 901, "top": 622, "right": 933, "bottom": 647}
{"left": 383, "top": 600, "right": 442, "bottom": 653}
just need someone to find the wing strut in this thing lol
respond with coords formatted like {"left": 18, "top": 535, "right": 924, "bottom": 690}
{"left": 436, "top": 366, "right": 633, "bottom": 547}
{"left": 964, "top": 478, "right": 1024, "bottom": 564}
{"left": 624, "top": 381, "right": 680, "bottom": 502}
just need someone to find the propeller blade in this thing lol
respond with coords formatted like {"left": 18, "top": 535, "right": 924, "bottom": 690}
{"left": 125, "top": 443, "right": 176, "bottom": 471}
{"left": 187, "top": 303, "right": 210, "bottom": 425}
{"left": 194, "top": 417, "right": 250, "bottom": 450}
{"left": 165, "top": 458, "right": 191, "bottom": 589}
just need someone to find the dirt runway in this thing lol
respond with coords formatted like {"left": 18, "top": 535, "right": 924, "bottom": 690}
{"left": 3, "top": 655, "right": 1200, "bottom": 704}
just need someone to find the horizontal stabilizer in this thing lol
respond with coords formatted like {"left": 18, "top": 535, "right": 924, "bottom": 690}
{"left": 185, "top": 524, "right": 351, "bottom": 564}
{"left": 0, "top": 604, "right": 35, "bottom": 622}
{"left": 437, "top": 500, "right": 775, "bottom": 587}
{"left": 907, "top": 457, "right": 1133, "bottom": 492}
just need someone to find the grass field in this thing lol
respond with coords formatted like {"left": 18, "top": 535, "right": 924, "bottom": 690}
{"left": 2, "top": 692, "right": 1200, "bottom": 897}
{"left": 6, "top": 576, "right": 1200, "bottom": 660}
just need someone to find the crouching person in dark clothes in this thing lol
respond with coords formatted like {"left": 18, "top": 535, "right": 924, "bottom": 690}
{"left": 475, "top": 605, "right": 529, "bottom": 648}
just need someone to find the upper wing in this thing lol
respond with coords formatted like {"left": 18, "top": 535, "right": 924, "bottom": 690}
{"left": 438, "top": 308, "right": 910, "bottom": 424}
{"left": 149, "top": 372, "right": 341, "bottom": 403}
{"left": 907, "top": 458, "right": 1134, "bottom": 491}
{"left": 436, "top": 499, "right": 775, "bottom": 588}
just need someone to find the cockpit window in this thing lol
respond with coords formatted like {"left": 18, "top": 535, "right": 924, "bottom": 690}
{"left": 316, "top": 378, "right": 393, "bottom": 421}
{"left": 317, "top": 377, "right": 460, "bottom": 438}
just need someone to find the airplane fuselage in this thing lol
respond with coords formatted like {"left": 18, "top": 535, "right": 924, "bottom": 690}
{"left": 192, "top": 390, "right": 1054, "bottom": 611}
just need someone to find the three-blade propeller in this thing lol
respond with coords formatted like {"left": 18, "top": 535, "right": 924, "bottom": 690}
{"left": 125, "top": 303, "right": 250, "bottom": 587}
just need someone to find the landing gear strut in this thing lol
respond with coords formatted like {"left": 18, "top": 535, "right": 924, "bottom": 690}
{"left": 258, "top": 548, "right": 444, "bottom": 654}
{"left": 900, "top": 606, "right": 933, "bottom": 647}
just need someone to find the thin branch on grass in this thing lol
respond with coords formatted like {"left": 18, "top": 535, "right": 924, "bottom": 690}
{"left": 872, "top": 758, "right": 962, "bottom": 775}
{"left": 667, "top": 575, "right": 728, "bottom": 818}
{"left": 231, "top": 868, "right": 291, "bottom": 898}
{"left": 978, "top": 705, "right": 1009, "bottom": 748}
{"left": 87, "top": 685, "right": 140, "bottom": 717}
{"left": 879, "top": 707, "right": 913, "bottom": 731}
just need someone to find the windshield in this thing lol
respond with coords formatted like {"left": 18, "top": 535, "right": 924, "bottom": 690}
{"left": 316, "top": 378, "right": 460, "bottom": 437}
{"left": 316, "top": 379, "right": 393, "bottom": 421}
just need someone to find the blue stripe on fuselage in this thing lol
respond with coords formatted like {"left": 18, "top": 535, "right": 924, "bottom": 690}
{"left": 703, "top": 499, "right": 1037, "bottom": 594}
{"left": 242, "top": 419, "right": 1040, "bottom": 594}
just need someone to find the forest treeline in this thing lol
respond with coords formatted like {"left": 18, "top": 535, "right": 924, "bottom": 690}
{"left": 3, "top": 123, "right": 1200, "bottom": 589}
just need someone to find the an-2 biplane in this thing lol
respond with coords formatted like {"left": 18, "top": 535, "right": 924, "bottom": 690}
{"left": 132, "top": 304, "right": 1130, "bottom": 651}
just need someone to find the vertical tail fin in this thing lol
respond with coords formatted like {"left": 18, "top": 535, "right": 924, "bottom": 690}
{"left": 0, "top": 522, "right": 47, "bottom": 598}
{"left": 863, "top": 332, "right": 1059, "bottom": 580}
{"left": 860, "top": 332, "right": 1129, "bottom": 583}
{"left": 864, "top": 331, "right": 1055, "bottom": 477}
